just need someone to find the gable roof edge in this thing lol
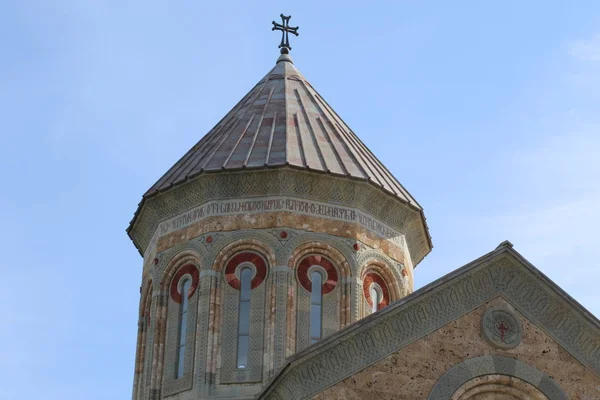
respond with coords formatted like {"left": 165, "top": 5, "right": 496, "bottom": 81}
{"left": 257, "top": 241, "right": 600, "bottom": 399}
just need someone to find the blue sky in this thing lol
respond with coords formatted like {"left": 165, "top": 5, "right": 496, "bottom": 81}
{"left": 1, "top": 1, "right": 599, "bottom": 399}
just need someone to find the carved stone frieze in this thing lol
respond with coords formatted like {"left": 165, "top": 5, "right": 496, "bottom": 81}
{"left": 129, "top": 169, "right": 431, "bottom": 265}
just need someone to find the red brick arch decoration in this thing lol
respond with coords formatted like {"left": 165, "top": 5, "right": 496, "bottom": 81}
{"left": 169, "top": 264, "right": 200, "bottom": 304}
{"left": 224, "top": 252, "right": 268, "bottom": 290}
{"left": 363, "top": 272, "right": 390, "bottom": 309}
{"left": 297, "top": 255, "right": 338, "bottom": 294}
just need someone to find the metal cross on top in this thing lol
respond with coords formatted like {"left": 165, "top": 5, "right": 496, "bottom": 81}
{"left": 272, "top": 14, "right": 299, "bottom": 54}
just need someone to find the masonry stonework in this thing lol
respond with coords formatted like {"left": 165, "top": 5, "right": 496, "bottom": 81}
{"left": 131, "top": 216, "right": 411, "bottom": 399}
{"left": 312, "top": 297, "right": 600, "bottom": 399}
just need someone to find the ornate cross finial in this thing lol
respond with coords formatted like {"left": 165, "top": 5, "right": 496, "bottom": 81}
{"left": 271, "top": 14, "right": 299, "bottom": 54}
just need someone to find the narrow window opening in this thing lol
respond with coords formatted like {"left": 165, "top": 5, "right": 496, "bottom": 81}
{"left": 237, "top": 267, "right": 252, "bottom": 369}
{"left": 309, "top": 270, "right": 323, "bottom": 344}
{"left": 176, "top": 277, "right": 191, "bottom": 379}
{"left": 371, "top": 284, "right": 381, "bottom": 313}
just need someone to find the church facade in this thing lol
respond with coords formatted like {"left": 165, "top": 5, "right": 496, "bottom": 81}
{"left": 128, "top": 22, "right": 600, "bottom": 400}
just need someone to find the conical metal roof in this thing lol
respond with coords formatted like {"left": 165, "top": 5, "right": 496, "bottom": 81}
{"left": 145, "top": 53, "right": 421, "bottom": 210}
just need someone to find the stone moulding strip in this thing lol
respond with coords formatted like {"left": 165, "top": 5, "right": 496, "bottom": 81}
{"left": 127, "top": 169, "right": 432, "bottom": 265}
{"left": 271, "top": 265, "right": 292, "bottom": 273}
{"left": 256, "top": 244, "right": 600, "bottom": 400}
{"left": 427, "top": 355, "right": 567, "bottom": 400}
{"left": 199, "top": 270, "right": 218, "bottom": 278}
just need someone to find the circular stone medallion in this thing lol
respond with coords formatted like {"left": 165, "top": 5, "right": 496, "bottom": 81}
{"left": 481, "top": 307, "right": 523, "bottom": 349}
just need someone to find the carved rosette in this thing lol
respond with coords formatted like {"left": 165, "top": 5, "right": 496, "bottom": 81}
{"left": 481, "top": 307, "right": 523, "bottom": 349}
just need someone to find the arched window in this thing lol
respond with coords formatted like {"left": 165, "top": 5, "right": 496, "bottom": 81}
{"left": 165, "top": 263, "right": 199, "bottom": 394}
{"left": 176, "top": 277, "right": 191, "bottom": 379}
{"left": 309, "top": 270, "right": 323, "bottom": 344}
{"left": 363, "top": 271, "right": 390, "bottom": 316}
{"left": 370, "top": 283, "right": 382, "bottom": 313}
{"left": 236, "top": 266, "right": 252, "bottom": 369}
{"left": 222, "top": 251, "right": 268, "bottom": 382}
{"left": 296, "top": 255, "right": 339, "bottom": 350}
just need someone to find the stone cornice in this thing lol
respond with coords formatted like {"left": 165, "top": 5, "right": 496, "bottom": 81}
{"left": 257, "top": 243, "right": 600, "bottom": 400}
{"left": 127, "top": 168, "right": 432, "bottom": 265}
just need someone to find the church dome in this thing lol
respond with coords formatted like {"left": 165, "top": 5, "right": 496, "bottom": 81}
{"left": 145, "top": 53, "right": 421, "bottom": 209}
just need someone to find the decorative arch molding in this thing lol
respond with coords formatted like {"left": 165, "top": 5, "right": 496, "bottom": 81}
{"left": 450, "top": 374, "right": 548, "bottom": 400}
{"left": 362, "top": 272, "right": 390, "bottom": 311}
{"left": 282, "top": 232, "right": 356, "bottom": 274}
{"left": 356, "top": 251, "right": 404, "bottom": 320}
{"left": 212, "top": 238, "right": 277, "bottom": 273}
{"left": 169, "top": 264, "right": 200, "bottom": 304}
{"left": 154, "top": 236, "right": 206, "bottom": 279}
{"left": 358, "top": 257, "right": 402, "bottom": 304}
{"left": 287, "top": 240, "right": 352, "bottom": 279}
{"left": 207, "top": 229, "right": 281, "bottom": 264}
{"left": 224, "top": 252, "right": 268, "bottom": 290}
{"left": 428, "top": 355, "right": 567, "bottom": 400}
{"left": 159, "top": 249, "right": 203, "bottom": 291}
{"left": 297, "top": 255, "right": 338, "bottom": 294}
{"left": 357, "top": 250, "right": 402, "bottom": 281}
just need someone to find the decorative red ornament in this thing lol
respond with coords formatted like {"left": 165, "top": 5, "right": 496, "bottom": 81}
{"left": 363, "top": 272, "right": 390, "bottom": 309}
{"left": 279, "top": 231, "right": 288, "bottom": 239}
{"left": 297, "top": 255, "right": 338, "bottom": 294}
{"left": 224, "top": 252, "right": 267, "bottom": 290}
{"left": 353, "top": 243, "right": 360, "bottom": 251}
{"left": 497, "top": 321, "right": 510, "bottom": 342}
{"left": 153, "top": 258, "right": 159, "bottom": 265}
{"left": 401, "top": 269, "right": 408, "bottom": 277}
{"left": 170, "top": 264, "right": 200, "bottom": 304}
{"left": 206, "top": 236, "right": 213, "bottom": 244}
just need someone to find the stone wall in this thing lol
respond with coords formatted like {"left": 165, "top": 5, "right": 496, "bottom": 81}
{"left": 313, "top": 297, "right": 600, "bottom": 399}
{"left": 131, "top": 225, "right": 411, "bottom": 399}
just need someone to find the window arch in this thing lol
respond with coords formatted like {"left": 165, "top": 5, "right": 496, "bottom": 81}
{"left": 370, "top": 283, "right": 383, "bottom": 313}
{"left": 222, "top": 251, "right": 268, "bottom": 380}
{"left": 309, "top": 269, "right": 324, "bottom": 343}
{"left": 176, "top": 276, "right": 191, "bottom": 379}
{"left": 296, "top": 255, "right": 339, "bottom": 349}
{"left": 236, "top": 266, "right": 253, "bottom": 368}
{"left": 363, "top": 272, "right": 390, "bottom": 314}
{"left": 166, "top": 264, "right": 199, "bottom": 386}
{"left": 429, "top": 355, "right": 567, "bottom": 400}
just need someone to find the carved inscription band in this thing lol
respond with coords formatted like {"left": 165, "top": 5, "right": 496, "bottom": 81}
{"left": 145, "top": 196, "right": 404, "bottom": 257}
